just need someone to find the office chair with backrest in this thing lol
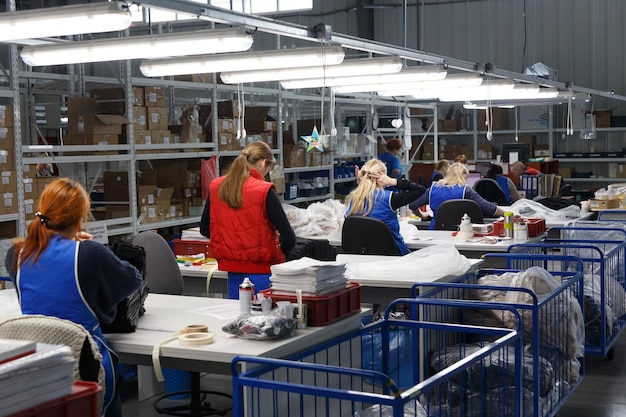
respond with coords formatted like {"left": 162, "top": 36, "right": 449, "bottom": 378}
{"left": 129, "top": 231, "right": 183, "bottom": 295}
{"left": 129, "top": 232, "right": 232, "bottom": 416}
{"left": 473, "top": 178, "right": 509, "bottom": 205}
{"left": 342, "top": 216, "right": 400, "bottom": 255}
{"left": 0, "top": 315, "right": 105, "bottom": 407}
{"left": 433, "top": 199, "right": 484, "bottom": 231}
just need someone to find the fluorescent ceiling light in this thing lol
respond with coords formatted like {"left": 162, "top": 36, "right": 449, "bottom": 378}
{"left": 0, "top": 2, "right": 132, "bottom": 42}
{"left": 438, "top": 83, "right": 557, "bottom": 102}
{"left": 140, "top": 45, "right": 345, "bottom": 77}
{"left": 336, "top": 72, "right": 483, "bottom": 94}
{"left": 396, "top": 79, "right": 514, "bottom": 100}
{"left": 462, "top": 88, "right": 564, "bottom": 107}
{"left": 279, "top": 65, "right": 447, "bottom": 89}
{"left": 220, "top": 56, "right": 403, "bottom": 84}
{"left": 21, "top": 28, "right": 253, "bottom": 66}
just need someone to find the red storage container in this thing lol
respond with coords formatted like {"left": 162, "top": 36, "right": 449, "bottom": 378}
{"left": 260, "top": 282, "right": 361, "bottom": 327}
{"left": 9, "top": 381, "right": 102, "bottom": 417}
{"left": 172, "top": 238, "right": 212, "bottom": 258}
{"left": 493, "top": 218, "right": 546, "bottom": 237}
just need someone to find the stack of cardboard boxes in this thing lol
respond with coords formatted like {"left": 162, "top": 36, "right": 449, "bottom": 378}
{"left": 102, "top": 159, "right": 204, "bottom": 224}
{"left": 65, "top": 97, "right": 128, "bottom": 149}
{"left": 200, "top": 101, "right": 278, "bottom": 151}
{"left": 0, "top": 105, "right": 15, "bottom": 215}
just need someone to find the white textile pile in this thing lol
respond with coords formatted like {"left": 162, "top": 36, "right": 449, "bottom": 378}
{"left": 473, "top": 267, "right": 585, "bottom": 362}
{"left": 344, "top": 244, "right": 471, "bottom": 283}
{"left": 282, "top": 199, "right": 346, "bottom": 237}
{"left": 510, "top": 198, "right": 580, "bottom": 221}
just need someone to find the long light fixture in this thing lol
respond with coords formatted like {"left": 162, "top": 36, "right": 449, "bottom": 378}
{"left": 0, "top": 2, "right": 132, "bottom": 42}
{"left": 395, "top": 79, "right": 514, "bottom": 100}
{"left": 462, "top": 87, "right": 562, "bottom": 108}
{"left": 220, "top": 56, "right": 403, "bottom": 84}
{"left": 438, "top": 83, "right": 549, "bottom": 102}
{"left": 140, "top": 45, "right": 345, "bottom": 77}
{"left": 279, "top": 65, "right": 447, "bottom": 89}
{"left": 333, "top": 72, "right": 483, "bottom": 94}
{"left": 21, "top": 27, "right": 254, "bottom": 66}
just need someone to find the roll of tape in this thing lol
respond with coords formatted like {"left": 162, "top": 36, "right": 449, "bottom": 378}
{"left": 184, "top": 324, "right": 208, "bottom": 334}
{"left": 179, "top": 332, "right": 214, "bottom": 346}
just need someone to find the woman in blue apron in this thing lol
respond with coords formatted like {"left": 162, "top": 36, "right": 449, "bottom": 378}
{"left": 5, "top": 178, "right": 142, "bottom": 417}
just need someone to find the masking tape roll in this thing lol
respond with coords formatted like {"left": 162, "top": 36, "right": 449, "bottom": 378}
{"left": 179, "top": 332, "right": 214, "bottom": 346}
{"left": 184, "top": 324, "right": 208, "bottom": 333}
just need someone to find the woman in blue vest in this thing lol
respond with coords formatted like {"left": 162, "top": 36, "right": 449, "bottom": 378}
{"left": 429, "top": 159, "right": 450, "bottom": 185}
{"left": 484, "top": 164, "right": 522, "bottom": 204}
{"left": 409, "top": 163, "right": 505, "bottom": 229}
{"left": 5, "top": 177, "right": 142, "bottom": 417}
{"left": 344, "top": 159, "right": 426, "bottom": 255}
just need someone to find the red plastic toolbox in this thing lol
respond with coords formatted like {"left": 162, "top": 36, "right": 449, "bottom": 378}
{"left": 9, "top": 381, "right": 102, "bottom": 417}
{"left": 493, "top": 217, "right": 546, "bottom": 237}
{"left": 260, "top": 282, "right": 361, "bottom": 327}
{"left": 172, "top": 238, "right": 212, "bottom": 258}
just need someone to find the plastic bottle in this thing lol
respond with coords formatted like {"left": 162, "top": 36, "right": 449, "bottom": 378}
{"left": 504, "top": 211, "right": 514, "bottom": 238}
{"left": 458, "top": 213, "right": 474, "bottom": 239}
{"left": 239, "top": 277, "right": 254, "bottom": 316}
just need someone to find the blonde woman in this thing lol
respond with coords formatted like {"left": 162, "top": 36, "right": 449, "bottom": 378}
{"left": 409, "top": 162, "right": 506, "bottom": 229}
{"left": 345, "top": 159, "right": 426, "bottom": 255}
{"left": 200, "top": 141, "right": 296, "bottom": 298}
{"left": 429, "top": 159, "right": 450, "bottom": 185}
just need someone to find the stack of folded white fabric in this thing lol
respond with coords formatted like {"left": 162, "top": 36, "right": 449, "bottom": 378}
{"left": 270, "top": 257, "right": 348, "bottom": 296}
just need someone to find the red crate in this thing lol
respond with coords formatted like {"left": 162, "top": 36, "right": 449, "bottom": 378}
{"left": 9, "top": 381, "right": 102, "bottom": 417}
{"left": 260, "top": 282, "right": 361, "bottom": 327}
{"left": 172, "top": 238, "right": 212, "bottom": 258}
{"left": 493, "top": 217, "right": 546, "bottom": 237}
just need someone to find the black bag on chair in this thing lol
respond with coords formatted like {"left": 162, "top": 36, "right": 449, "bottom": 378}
{"left": 101, "top": 239, "right": 149, "bottom": 334}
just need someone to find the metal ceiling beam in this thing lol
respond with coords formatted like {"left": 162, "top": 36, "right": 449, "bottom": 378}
{"left": 134, "top": 0, "right": 626, "bottom": 103}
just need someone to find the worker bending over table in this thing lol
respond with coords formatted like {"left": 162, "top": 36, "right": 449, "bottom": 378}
{"left": 344, "top": 159, "right": 426, "bottom": 255}
{"left": 409, "top": 162, "right": 506, "bottom": 229}
{"left": 200, "top": 141, "right": 296, "bottom": 299}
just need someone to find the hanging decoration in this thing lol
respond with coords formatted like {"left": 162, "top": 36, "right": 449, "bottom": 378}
{"left": 301, "top": 125, "right": 324, "bottom": 151}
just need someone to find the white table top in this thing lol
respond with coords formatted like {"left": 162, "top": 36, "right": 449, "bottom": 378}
{"left": 0, "top": 291, "right": 363, "bottom": 370}
{"left": 317, "top": 229, "right": 545, "bottom": 254}
{"left": 407, "top": 212, "right": 593, "bottom": 229}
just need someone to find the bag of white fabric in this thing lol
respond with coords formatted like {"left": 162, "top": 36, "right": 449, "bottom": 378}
{"left": 343, "top": 244, "right": 471, "bottom": 283}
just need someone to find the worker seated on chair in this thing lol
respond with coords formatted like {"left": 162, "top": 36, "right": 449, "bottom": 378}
{"left": 4, "top": 178, "right": 142, "bottom": 417}
{"left": 429, "top": 159, "right": 450, "bottom": 186}
{"left": 344, "top": 159, "right": 426, "bottom": 255}
{"left": 482, "top": 164, "right": 522, "bottom": 204}
{"left": 409, "top": 162, "right": 506, "bottom": 229}
{"left": 509, "top": 160, "right": 541, "bottom": 189}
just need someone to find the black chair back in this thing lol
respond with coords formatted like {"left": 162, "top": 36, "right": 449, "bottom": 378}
{"left": 342, "top": 216, "right": 400, "bottom": 255}
{"left": 433, "top": 199, "right": 484, "bottom": 231}
{"left": 474, "top": 178, "right": 509, "bottom": 205}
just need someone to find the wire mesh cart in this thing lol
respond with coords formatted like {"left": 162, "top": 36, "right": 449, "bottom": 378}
{"left": 508, "top": 226, "right": 626, "bottom": 359}
{"left": 231, "top": 298, "right": 524, "bottom": 417}
{"left": 412, "top": 253, "right": 586, "bottom": 417}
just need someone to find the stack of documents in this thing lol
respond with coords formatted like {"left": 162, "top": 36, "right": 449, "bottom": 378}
{"left": 0, "top": 343, "right": 75, "bottom": 416}
{"left": 270, "top": 257, "right": 348, "bottom": 296}
{"left": 181, "top": 227, "right": 209, "bottom": 241}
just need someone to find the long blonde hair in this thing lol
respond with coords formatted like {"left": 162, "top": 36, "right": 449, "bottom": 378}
{"left": 218, "top": 141, "right": 275, "bottom": 209}
{"left": 437, "top": 162, "right": 469, "bottom": 186}
{"left": 346, "top": 159, "right": 387, "bottom": 216}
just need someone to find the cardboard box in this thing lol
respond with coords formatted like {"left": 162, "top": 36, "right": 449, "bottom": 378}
{"left": 0, "top": 105, "right": 14, "bottom": 127}
{"left": 68, "top": 112, "right": 128, "bottom": 136}
{"left": 0, "top": 192, "right": 16, "bottom": 215}
{"left": 217, "top": 100, "right": 242, "bottom": 118}
{"left": 593, "top": 109, "right": 612, "bottom": 128}
{"left": 519, "top": 106, "right": 550, "bottom": 129}
{"left": 217, "top": 132, "right": 233, "bottom": 151}
{"left": 477, "top": 108, "right": 510, "bottom": 130}
{"left": 590, "top": 199, "right": 620, "bottom": 211}
{"left": 477, "top": 143, "right": 495, "bottom": 159}
{"left": 441, "top": 118, "right": 461, "bottom": 132}
{"left": 283, "top": 146, "right": 306, "bottom": 168}
{"left": 0, "top": 149, "right": 13, "bottom": 171}
{"left": 0, "top": 171, "right": 16, "bottom": 193}
{"left": 269, "top": 166, "right": 285, "bottom": 194}
{"left": 132, "top": 106, "right": 147, "bottom": 128}
{"left": 34, "top": 176, "right": 56, "bottom": 195}
{"left": 0, "top": 127, "right": 13, "bottom": 149}
{"left": 65, "top": 134, "right": 119, "bottom": 146}
{"left": 137, "top": 185, "right": 156, "bottom": 205}
{"left": 147, "top": 107, "right": 169, "bottom": 131}
{"left": 144, "top": 86, "right": 165, "bottom": 107}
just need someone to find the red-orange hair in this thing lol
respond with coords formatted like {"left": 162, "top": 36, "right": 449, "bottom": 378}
{"left": 12, "top": 177, "right": 90, "bottom": 269}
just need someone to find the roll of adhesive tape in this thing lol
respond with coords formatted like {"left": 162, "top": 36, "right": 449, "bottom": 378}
{"left": 179, "top": 332, "right": 214, "bottom": 346}
{"left": 184, "top": 324, "right": 208, "bottom": 334}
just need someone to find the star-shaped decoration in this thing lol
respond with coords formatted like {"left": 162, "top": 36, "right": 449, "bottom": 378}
{"left": 301, "top": 126, "right": 324, "bottom": 152}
